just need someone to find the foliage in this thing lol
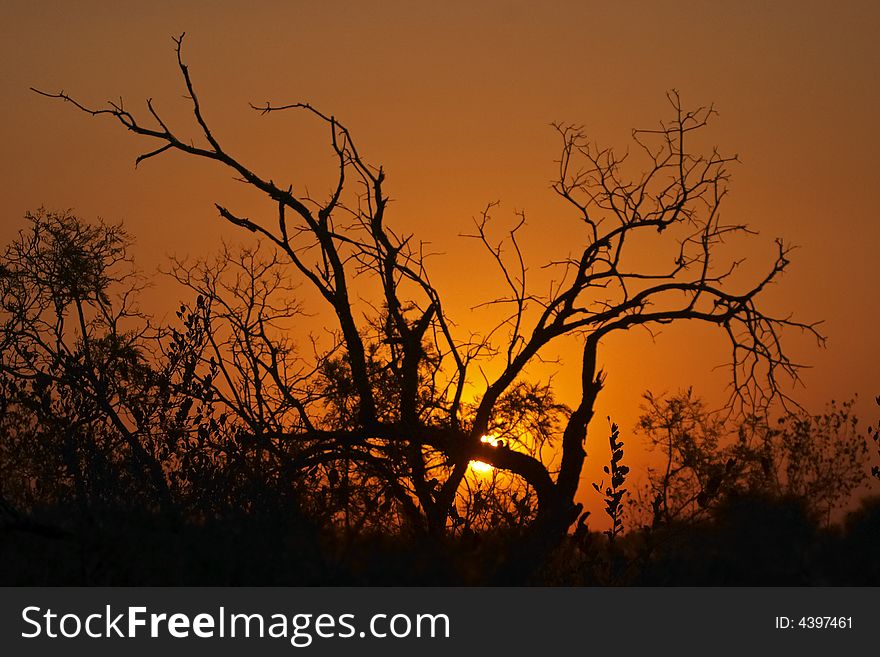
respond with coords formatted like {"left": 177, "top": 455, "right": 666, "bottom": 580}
{"left": 592, "top": 421, "right": 629, "bottom": 542}
{"left": 0, "top": 208, "right": 167, "bottom": 514}
{"left": 633, "top": 389, "right": 870, "bottom": 526}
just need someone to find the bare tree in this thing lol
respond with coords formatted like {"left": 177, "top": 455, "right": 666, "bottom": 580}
{"left": 32, "top": 34, "right": 823, "bottom": 554}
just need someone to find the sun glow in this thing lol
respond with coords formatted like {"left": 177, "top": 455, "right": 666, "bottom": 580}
{"left": 469, "top": 435, "right": 498, "bottom": 474}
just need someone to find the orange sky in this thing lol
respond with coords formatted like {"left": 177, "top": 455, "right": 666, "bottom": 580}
{"left": 2, "top": 1, "right": 879, "bottom": 517}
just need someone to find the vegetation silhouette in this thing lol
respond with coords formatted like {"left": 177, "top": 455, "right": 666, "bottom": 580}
{"left": 2, "top": 35, "right": 876, "bottom": 584}
{"left": 0, "top": 211, "right": 878, "bottom": 584}
{"left": 632, "top": 390, "right": 868, "bottom": 527}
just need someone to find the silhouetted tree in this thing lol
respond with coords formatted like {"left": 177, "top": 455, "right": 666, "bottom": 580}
{"left": 32, "top": 34, "right": 822, "bottom": 559}
{"left": 0, "top": 213, "right": 325, "bottom": 577}
{"left": 0, "top": 209, "right": 174, "bottom": 517}
{"left": 634, "top": 389, "right": 737, "bottom": 525}
{"left": 633, "top": 390, "right": 869, "bottom": 526}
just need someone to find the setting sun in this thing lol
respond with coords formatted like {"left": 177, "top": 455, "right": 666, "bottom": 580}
{"left": 469, "top": 436, "right": 498, "bottom": 474}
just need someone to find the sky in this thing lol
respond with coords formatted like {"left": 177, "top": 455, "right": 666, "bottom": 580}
{"left": 2, "top": 1, "right": 879, "bottom": 514}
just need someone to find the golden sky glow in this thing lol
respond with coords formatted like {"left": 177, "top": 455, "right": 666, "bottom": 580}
{"left": 2, "top": 1, "right": 879, "bottom": 517}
